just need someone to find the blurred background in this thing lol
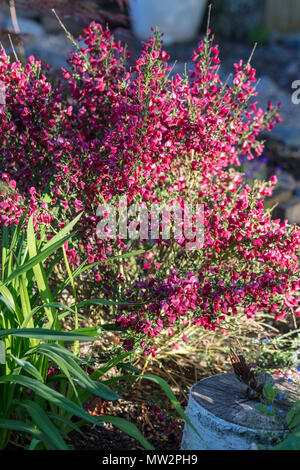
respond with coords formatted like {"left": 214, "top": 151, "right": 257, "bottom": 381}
{"left": 1, "top": 0, "right": 300, "bottom": 224}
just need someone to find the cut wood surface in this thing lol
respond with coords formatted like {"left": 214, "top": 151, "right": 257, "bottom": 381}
{"left": 191, "top": 372, "right": 300, "bottom": 431}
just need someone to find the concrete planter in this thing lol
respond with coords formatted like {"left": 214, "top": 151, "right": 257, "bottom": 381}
{"left": 181, "top": 372, "right": 298, "bottom": 450}
{"left": 130, "top": 0, "right": 207, "bottom": 45}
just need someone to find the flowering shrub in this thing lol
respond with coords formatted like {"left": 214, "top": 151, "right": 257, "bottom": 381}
{"left": 0, "top": 23, "right": 299, "bottom": 356}
{"left": 1, "top": 215, "right": 196, "bottom": 450}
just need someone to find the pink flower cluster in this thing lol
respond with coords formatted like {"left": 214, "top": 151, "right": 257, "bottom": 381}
{"left": 0, "top": 23, "right": 299, "bottom": 353}
{"left": 0, "top": 173, "right": 53, "bottom": 228}
{"left": 116, "top": 217, "right": 299, "bottom": 352}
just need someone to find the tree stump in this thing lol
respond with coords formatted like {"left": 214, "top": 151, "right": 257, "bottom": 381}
{"left": 181, "top": 372, "right": 299, "bottom": 450}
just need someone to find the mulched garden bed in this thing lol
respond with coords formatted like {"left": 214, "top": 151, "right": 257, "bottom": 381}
{"left": 72, "top": 398, "right": 183, "bottom": 450}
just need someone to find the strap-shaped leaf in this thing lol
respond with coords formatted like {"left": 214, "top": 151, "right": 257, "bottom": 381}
{"left": 11, "top": 354, "right": 43, "bottom": 382}
{"left": 2, "top": 234, "right": 72, "bottom": 286}
{"left": 0, "top": 418, "right": 53, "bottom": 449}
{"left": 41, "top": 212, "right": 82, "bottom": 252}
{"left": 0, "top": 375, "right": 153, "bottom": 449}
{"left": 0, "top": 328, "right": 98, "bottom": 342}
{"left": 97, "top": 415, "right": 154, "bottom": 450}
{"left": 20, "top": 400, "right": 69, "bottom": 450}
{"left": 27, "top": 216, "right": 56, "bottom": 325}
{"left": 34, "top": 343, "right": 120, "bottom": 401}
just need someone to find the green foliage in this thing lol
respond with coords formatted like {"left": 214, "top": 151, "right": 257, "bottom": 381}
{"left": 286, "top": 401, "right": 300, "bottom": 430}
{"left": 263, "top": 378, "right": 278, "bottom": 405}
{"left": 0, "top": 215, "right": 198, "bottom": 450}
{"left": 273, "top": 398, "right": 300, "bottom": 449}
{"left": 247, "top": 27, "right": 271, "bottom": 45}
{"left": 254, "top": 375, "right": 300, "bottom": 450}
{"left": 0, "top": 215, "right": 154, "bottom": 450}
{"left": 275, "top": 426, "right": 300, "bottom": 450}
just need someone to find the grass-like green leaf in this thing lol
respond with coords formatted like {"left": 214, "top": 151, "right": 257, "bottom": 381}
{"left": 11, "top": 354, "right": 43, "bottom": 382}
{"left": 2, "top": 234, "right": 72, "bottom": 286}
{"left": 20, "top": 400, "right": 69, "bottom": 450}
{"left": 27, "top": 216, "right": 56, "bottom": 325}
{"left": 41, "top": 212, "right": 82, "bottom": 252}
{"left": 34, "top": 343, "right": 120, "bottom": 401}
{"left": 0, "top": 328, "right": 98, "bottom": 342}
{"left": 141, "top": 374, "right": 199, "bottom": 433}
{"left": 0, "top": 375, "right": 153, "bottom": 450}
{"left": 0, "top": 418, "right": 52, "bottom": 448}
{"left": 97, "top": 415, "right": 154, "bottom": 450}
{"left": 107, "top": 373, "right": 203, "bottom": 442}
